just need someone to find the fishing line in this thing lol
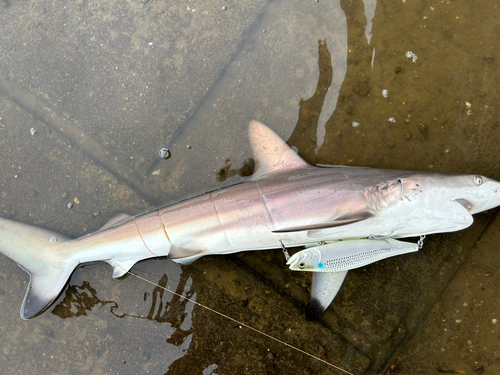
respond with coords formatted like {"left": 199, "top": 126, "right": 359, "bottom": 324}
{"left": 111, "top": 260, "right": 354, "bottom": 375}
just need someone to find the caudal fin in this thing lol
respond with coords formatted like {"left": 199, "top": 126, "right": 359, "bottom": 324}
{"left": 0, "top": 217, "right": 77, "bottom": 319}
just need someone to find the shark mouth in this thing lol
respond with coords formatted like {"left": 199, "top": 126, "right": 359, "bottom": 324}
{"left": 454, "top": 198, "right": 473, "bottom": 211}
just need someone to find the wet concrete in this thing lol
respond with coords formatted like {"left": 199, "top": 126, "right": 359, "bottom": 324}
{"left": 0, "top": 0, "right": 499, "bottom": 374}
{"left": 392, "top": 213, "right": 500, "bottom": 374}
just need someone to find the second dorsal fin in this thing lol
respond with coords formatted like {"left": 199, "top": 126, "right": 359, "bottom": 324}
{"left": 100, "top": 212, "right": 132, "bottom": 230}
{"left": 248, "top": 120, "right": 310, "bottom": 180}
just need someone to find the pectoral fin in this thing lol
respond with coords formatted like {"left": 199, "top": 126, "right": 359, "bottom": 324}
{"left": 307, "top": 270, "right": 348, "bottom": 321}
{"left": 272, "top": 212, "right": 373, "bottom": 234}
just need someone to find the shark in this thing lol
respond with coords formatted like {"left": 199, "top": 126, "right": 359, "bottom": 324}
{"left": 1, "top": 120, "right": 500, "bottom": 320}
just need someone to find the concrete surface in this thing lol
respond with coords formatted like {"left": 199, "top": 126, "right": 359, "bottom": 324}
{"left": 0, "top": 0, "right": 499, "bottom": 374}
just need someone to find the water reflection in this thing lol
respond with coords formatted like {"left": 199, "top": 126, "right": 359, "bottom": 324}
{"left": 53, "top": 265, "right": 196, "bottom": 329}
{"left": 51, "top": 281, "right": 119, "bottom": 319}
{"left": 287, "top": 40, "right": 333, "bottom": 157}
{"left": 216, "top": 158, "right": 255, "bottom": 182}
{"left": 145, "top": 272, "right": 195, "bottom": 329}
{"left": 47, "top": 261, "right": 197, "bottom": 372}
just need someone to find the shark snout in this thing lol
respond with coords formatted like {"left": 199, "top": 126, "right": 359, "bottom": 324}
{"left": 467, "top": 177, "right": 500, "bottom": 214}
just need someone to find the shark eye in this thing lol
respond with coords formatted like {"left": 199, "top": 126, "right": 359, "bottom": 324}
{"left": 474, "top": 175, "right": 483, "bottom": 186}
{"left": 298, "top": 262, "right": 306, "bottom": 269}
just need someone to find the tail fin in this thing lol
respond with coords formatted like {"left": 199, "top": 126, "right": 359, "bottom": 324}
{"left": 0, "top": 217, "right": 77, "bottom": 319}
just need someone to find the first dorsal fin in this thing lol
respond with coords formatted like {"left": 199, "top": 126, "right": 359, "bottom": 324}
{"left": 248, "top": 120, "right": 310, "bottom": 180}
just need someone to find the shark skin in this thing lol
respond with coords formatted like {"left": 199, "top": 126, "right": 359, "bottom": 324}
{"left": 1, "top": 120, "right": 500, "bottom": 320}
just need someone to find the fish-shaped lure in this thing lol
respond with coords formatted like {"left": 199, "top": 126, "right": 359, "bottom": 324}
{"left": 287, "top": 238, "right": 419, "bottom": 272}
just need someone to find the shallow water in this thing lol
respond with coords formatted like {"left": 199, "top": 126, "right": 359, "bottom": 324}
{"left": 0, "top": 0, "right": 499, "bottom": 374}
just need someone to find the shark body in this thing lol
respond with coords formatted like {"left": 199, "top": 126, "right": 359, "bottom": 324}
{"left": 1, "top": 120, "right": 500, "bottom": 320}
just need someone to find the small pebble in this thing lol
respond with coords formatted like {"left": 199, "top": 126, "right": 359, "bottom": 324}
{"left": 406, "top": 51, "right": 418, "bottom": 63}
{"left": 67, "top": 202, "right": 73, "bottom": 209}
{"left": 484, "top": 53, "right": 494, "bottom": 62}
{"left": 30, "top": 128, "right": 36, "bottom": 135}
{"left": 317, "top": 345, "right": 327, "bottom": 360}
{"left": 418, "top": 123, "right": 428, "bottom": 139}
{"left": 352, "top": 122, "right": 360, "bottom": 128}
{"left": 353, "top": 81, "right": 370, "bottom": 96}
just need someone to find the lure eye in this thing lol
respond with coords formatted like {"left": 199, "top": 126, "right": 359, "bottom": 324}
{"left": 298, "top": 262, "right": 306, "bottom": 269}
{"left": 474, "top": 175, "right": 483, "bottom": 186}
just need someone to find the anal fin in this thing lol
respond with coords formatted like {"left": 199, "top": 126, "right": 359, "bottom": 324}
{"left": 107, "top": 252, "right": 163, "bottom": 279}
{"left": 107, "top": 258, "right": 139, "bottom": 279}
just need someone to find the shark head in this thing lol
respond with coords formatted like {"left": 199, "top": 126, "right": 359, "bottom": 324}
{"left": 411, "top": 173, "right": 500, "bottom": 215}
{"left": 449, "top": 174, "right": 500, "bottom": 214}
{"left": 373, "top": 172, "right": 500, "bottom": 238}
